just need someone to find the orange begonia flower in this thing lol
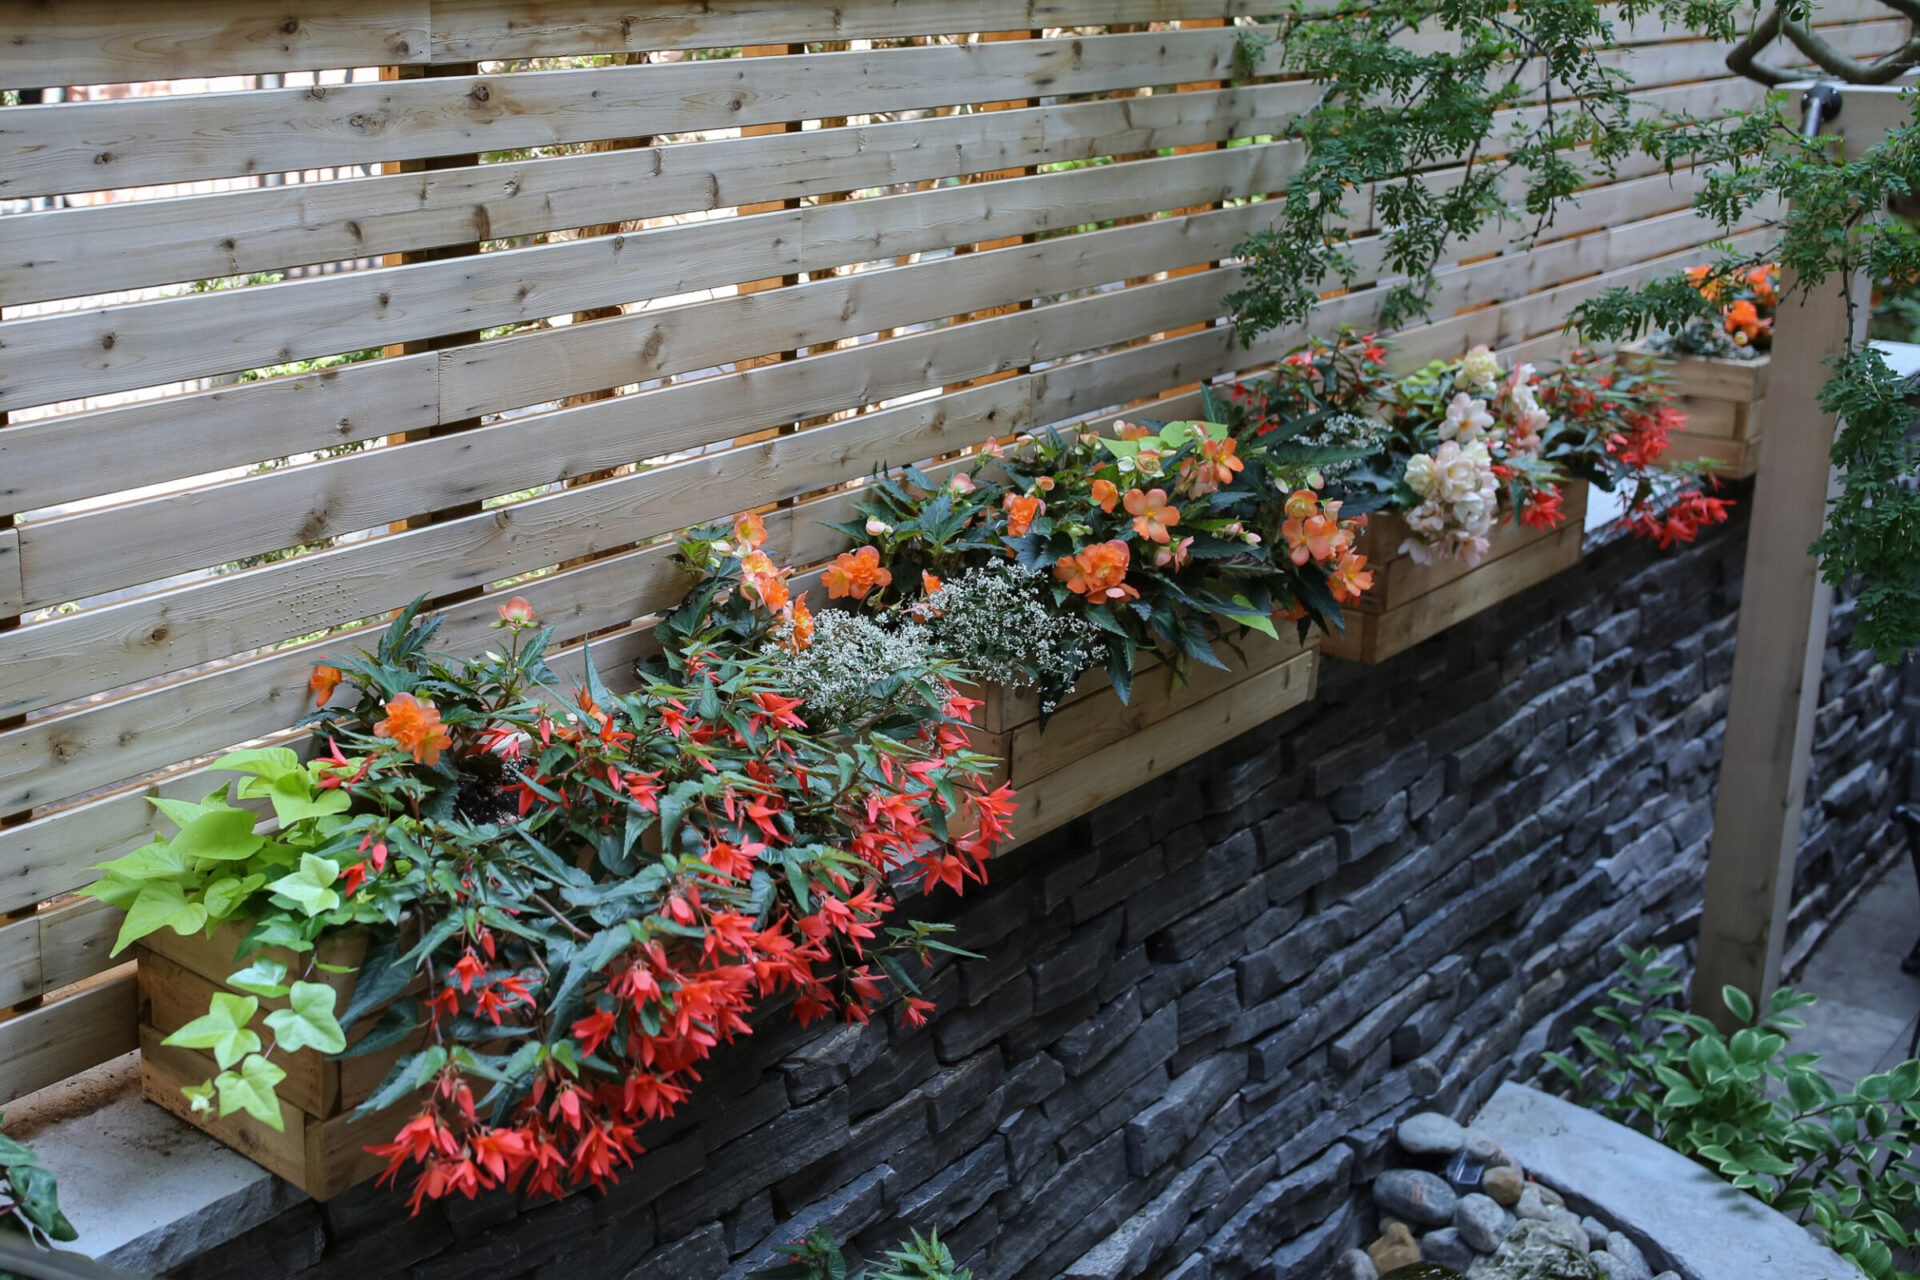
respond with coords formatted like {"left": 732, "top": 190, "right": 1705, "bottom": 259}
{"left": 787, "top": 594, "right": 815, "bottom": 651}
{"left": 733, "top": 511, "right": 768, "bottom": 551}
{"left": 1003, "top": 493, "right": 1045, "bottom": 538}
{"left": 1328, "top": 550, "right": 1374, "bottom": 604}
{"left": 739, "top": 550, "right": 791, "bottom": 612}
{"left": 1123, "top": 488, "right": 1180, "bottom": 544}
{"left": 1054, "top": 540, "right": 1138, "bottom": 602}
{"left": 1181, "top": 437, "right": 1245, "bottom": 496}
{"left": 309, "top": 664, "right": 343, "bottom": 706}
{"left": 376, "top": 692, "right": 454, "bottom": 766}
{"left": 922, "top": 571, "right": 943, "bottom": 596}
{"left": 822, "top": 546, "right": 893, "bottom": 601}
{"left": 1091, "top": 478, "right": 1120, "bottom": 513}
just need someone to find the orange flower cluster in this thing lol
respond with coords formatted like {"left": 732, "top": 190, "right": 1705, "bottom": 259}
{"left": 376, "top": 692, "right": 454, "bottom": 767}
{"left": 1279, "top": 490, "right": 1372, "bottom": 605}
{"left": 1685, "top": 263, "right": 1776, "bottom": 349}
{"left": 733, "top": 511, "right": 813, "bottom": 648}
{"left": 1055, "top": 539, "right": 1139, "bottom": 603}
{"left": 822, "top": 545, "right": 893, "bottom": 601}
{"left": 1179, "top": 435, "right": 1245, "bottom": 497}
{"left": 1002, "top": 492, "right": 1045, "bottom": 538}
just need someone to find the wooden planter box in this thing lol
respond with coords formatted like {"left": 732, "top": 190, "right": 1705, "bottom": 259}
{"left": 136, "top": 923, "right": 417, "bottom": 1200}
{"left": 1628, "top": 346, "right": 1769, "bottom": 478}
{"left": 1321, "top": 482, "right": 1588, "bottom": 664}
{"left": 970, "top": 630, "right": 1320, "bottom": 847}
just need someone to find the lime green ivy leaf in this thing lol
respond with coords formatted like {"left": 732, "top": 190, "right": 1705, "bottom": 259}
{"left": 181, "top": 1080, "right": 216, "bottom": 1115}
{"left": 264, "top": 981, "right": 347, "bottom": 1056}
{"left": 226, "top": 958, "right": 291, "bottom": 999}
{"left": 94, "top": 839, "right": 198, "bottom": 883}
{"left": 201, "top": 873, "right": 266, "bottom": 923}
{"left": 267, "top": 854, "right": 342, "bottom": 917}
{"left": 214, "top": 748, "right": 304, "bottom": 796}
{"left": 214, "top": 1054, "right": 287, "bottom": 1132}
{"left": 174, "top": 807, "right": 267, "bottom": 863}
{"left": 149, "top": 794, "right": 225, "bottom": 830}
{"left": 163, "top": 992, "right": 261, "bottom": 1069}
{"left": 111, "top": 881, "right": 210, "bottom": 956}
{"left": 266, "top": 772, "right": 351, "bottom": 826}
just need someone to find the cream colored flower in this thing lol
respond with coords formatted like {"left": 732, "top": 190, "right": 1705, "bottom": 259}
{"left": 1460, "top": 344, "right": 1502, "bottom": 394}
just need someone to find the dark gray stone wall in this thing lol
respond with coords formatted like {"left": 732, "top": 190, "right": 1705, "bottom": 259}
{"left": 172, "top": 496, "right": 1914, "bottom": 1280}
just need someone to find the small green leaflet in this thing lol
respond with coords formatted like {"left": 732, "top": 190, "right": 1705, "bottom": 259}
{"left": 266, "top": 772, "right": 352, "bottom": 826}
{"left": 226, "top": 958, "right": 291, "bottom": 999}
{"left": 264, "top": 982, "right": 348, "bottom": 1056}
{"left": 214, "top": 1054, "right": 287, "bottom": 1131}
{"left": 110, "top": 881, "right": 209, "bottom": 957}
{"left": 267, "top": 854, "right": 342, "bottom": 917}
{"left": 163, "top": 992, "right": 262, "bottom": 1069}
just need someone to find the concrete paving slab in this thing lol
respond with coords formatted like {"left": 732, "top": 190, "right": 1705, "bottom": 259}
{"left": 1471, "top": 1082, "right": 1865, "bottom": 1280}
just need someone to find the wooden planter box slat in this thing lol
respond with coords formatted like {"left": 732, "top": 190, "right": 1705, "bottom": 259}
{"left": 1626, "top": 346, "right": 1769, "bottom": 478}
{"left": 980, "top": 631, "right": 1320, "bottom": 847}
{"left": 136, "top": 921, "right": 420, "bottom": 1200}
{"left": 1322, "top": 484, "right": 1588, "bottom": 664}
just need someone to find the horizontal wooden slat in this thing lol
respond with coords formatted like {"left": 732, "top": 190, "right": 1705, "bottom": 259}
{"left": 0, "top": 80, "right": 1306, "bottom": 307}
{"left": 0, "top": 26, "right": 1282, "bottom": 199}
{"left": 426, "top": 0, "right": 1261, "bottom": 63}
{"left": 0, "top": 0, "right": 430, "bottom": 90}
{"left": 0, "top": 354, "right": 441, "bottom": 519}
{"left": 0, "top": 971, "right": 136, "bottom": 1104}
{"left": 0, "top": 135, "right": 1304, "bottom": 414}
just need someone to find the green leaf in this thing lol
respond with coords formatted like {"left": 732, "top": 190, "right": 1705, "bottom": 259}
{"left": 264, "top": 981, "right": 348, "bottom": 1056}
{"left": 267, "top": 854, "right": 342, "bottom": 917}
{"left": 174, "top": 807, "right": 267, "bottom": 863}
{"left": 201, "top": 873, "right": 266, "bottom": 923}
{"left": 1721, "top": 985, "right": 1755, "bottom": 1024}
{"left": 10, "top": 1163, "right": 76, "bottom": 1242}
{"left": 214, "top": 747, "right": 305, "bottom": 788}
{"left": 226, "top": 958, "right": 291, "bottom": 999}
{"left": 163, "top": 992, "right": 262, "bottom": 1069}
{"left": 111, "top": 881, "right": 210, "bottom": 956}
{"left": 266, "top": 772, "right": 352, "bottom": 826}
{"left": 214, "top": 1054, "right": 287, "bottom": 1132}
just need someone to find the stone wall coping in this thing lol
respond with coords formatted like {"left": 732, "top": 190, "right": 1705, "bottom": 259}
{"left": 4, "top": 1052, "right": 302, "bottom": 1275}
{"left": 1471, "top": 1081, "right": 1867, "bottom": 1280}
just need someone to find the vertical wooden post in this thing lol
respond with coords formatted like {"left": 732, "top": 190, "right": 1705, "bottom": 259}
{"left": 1693, "top": 84, "right": 1906, "bottom": 1025}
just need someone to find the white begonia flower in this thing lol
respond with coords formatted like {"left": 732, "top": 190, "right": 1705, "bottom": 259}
{"left": 1441, "top": 393, "right": 1495, "bottom": 443}
{"left": 1403, "top": 453, "right": 1437, "bottom": 497}
{"left": 1460, "top": 344, "right": 1502, "bottom": 394}
{"left": 1438, "top": 443, "right": 1485, "bottom": 502}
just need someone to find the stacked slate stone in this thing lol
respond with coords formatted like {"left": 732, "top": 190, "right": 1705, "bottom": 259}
{"left": 1330, "top": 1113, "right": 1683, "bottom": 1280}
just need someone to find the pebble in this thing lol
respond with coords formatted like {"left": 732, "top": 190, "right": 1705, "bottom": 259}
{"left": 1606, "top": 1231, "right": 1655, "bottom": 1280}
{"left": 1328, "top": 1248, "right": 1378, "bottom": 1280}
{"left": 1463, "top": 1128, "right": 1510, "bottom": 1165}
{"left": 1592, "top": 1252, "right": 1622, "bottom": 1279}
{"left": 1548, "top": 1207, "right": 1587, "bottom": 1238}
{"left": 1455, "top": 1192, "right": 1509, "bottom": 1253}
{"left": 1482, "top": 1164, "right": 1525, "bottom": 1207}
{"left": 1515, "top": 1185, "right": 1554, "bottom": 1222}
{"left": 1366, "top": 1221, "right": 1421, "bottom": 1274}
{"left": 1538, "top": 1185, "right": 1566, "bottom": 1209}
{"left": 1421, "top": 1227, "right": 1478, "bottom": 1272}
{"left": 1374, "top": 1168, "right": 1458, "bottom": 1228}
{"left": 1396, "top": 1111, "right": 1468, "bottom": 1157}
{"left": 1581, "top": 1216, "right": 1611, "bottom": 1250}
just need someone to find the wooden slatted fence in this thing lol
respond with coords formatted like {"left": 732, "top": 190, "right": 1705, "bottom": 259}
{"left": 0, "top": 0, "right": 1888, "bottom": 1101}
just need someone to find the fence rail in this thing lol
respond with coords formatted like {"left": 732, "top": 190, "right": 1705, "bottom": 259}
{"left": 0, "top": 0, "right": 1887, "bottom": 1102}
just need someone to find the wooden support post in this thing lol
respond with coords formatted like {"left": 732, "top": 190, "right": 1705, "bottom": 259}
{"left": 1693, "top": 83, "right": 1906, "bottom": 1026}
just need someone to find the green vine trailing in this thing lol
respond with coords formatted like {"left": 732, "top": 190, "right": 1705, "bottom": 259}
{"left": 1227, "top": 0, "right": 1920, "bottom": 662}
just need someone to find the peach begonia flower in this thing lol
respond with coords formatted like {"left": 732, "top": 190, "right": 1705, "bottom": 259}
{"left": 376, "top": 692, "right": 454, "bottom": 767}
{"left": 1723, "top": 299, "right": 1766, "bottom": 345}
{"left": 1123, "top": 488, "right": 1181, "bottom": 544}
{"left": 1091, "top": 478, "right": 1120, "bottom": 513}
{"left": 787, "top": 594, "right": 815, "bottom": 651}
{"left": 921, "top": 571, "right": 943, "bottom": 597}
{"left": 1115, "top": 421, "right": 1152, "bottom": 441}
{"left": 733, "top": 511, "right": 768, "bottom": 551}
{"left": 1055, "top": 540, "right": 1138, "bottom": 603}
{"left": 1328, "top": 550, "right": 1374, "bottom": 604}
{"left": 1282, "top": 507, "right": 1345, "bottom": 567}
{"left": 309, "top": 664, "right": 343, "bottom": 705}
{"left": 1153, "top": 536, "right": 1195, "bottom": 571}
{"left": 739, "top": 551, "right": 791, "bottom": 612}
{"left": 822, "top": 546, "right": 893, "bottom": 601}
{"left": 1002, "top": 493, "right": 1044, "bottom": 538}
{"left": 1181, "top": 436, "right": 1244, "bottom": 496}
